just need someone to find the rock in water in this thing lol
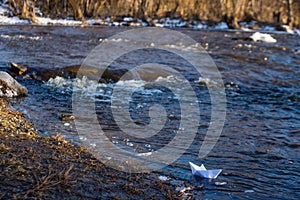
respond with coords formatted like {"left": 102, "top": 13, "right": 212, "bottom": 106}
{"left": 0, "top": 71, "right": 28, "bottom": 97}
{"left": 10, "top": 62, "right": 27, "bottom": 75}
{"left": 59, "top": 114, "right": 75, "bottom": 121}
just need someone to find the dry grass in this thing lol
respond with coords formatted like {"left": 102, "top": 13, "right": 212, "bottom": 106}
{"left": 0, "top": 98, "right": 180, "bottom": 199}
{"left": 5, "top": 0, "right": 300, "bottom": 28}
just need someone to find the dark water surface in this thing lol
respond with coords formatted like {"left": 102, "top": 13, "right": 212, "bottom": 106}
{"left": 0, "top": 25, "right": 299, "bottom": 199}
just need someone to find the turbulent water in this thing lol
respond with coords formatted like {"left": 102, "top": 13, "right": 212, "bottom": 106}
{"left": 0, "top": 25, "right": 299, "bottom": 199}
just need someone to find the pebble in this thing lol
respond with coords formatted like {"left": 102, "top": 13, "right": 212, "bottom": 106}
{"left": 59, "top": 114, "right": 75, "bottom": 121}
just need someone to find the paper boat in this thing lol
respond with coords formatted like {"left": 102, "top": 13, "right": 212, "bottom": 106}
{"left": 189, "top": 162, "right": 222, "bottom": 179}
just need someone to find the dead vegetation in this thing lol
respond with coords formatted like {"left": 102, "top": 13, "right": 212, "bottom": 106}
{"left": 0, "top": 98, "right": 179, "bottom": 199}
{"left": 4, "top": 0, "right": 300, "bottom": 28}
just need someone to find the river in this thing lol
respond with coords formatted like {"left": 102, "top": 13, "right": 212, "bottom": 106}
{"left": 0, "top": 25, "right": 299, "bottom": 199}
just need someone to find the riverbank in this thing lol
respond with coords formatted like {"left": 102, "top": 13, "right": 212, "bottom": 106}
{"left": 1, "top": 0, "right": 300, "bottom": 35}
{"left": 0, "top": 98, "right": 179, "bottom": 199}
{"left": 3, "top": 0, "right": 300, "bottom": 29}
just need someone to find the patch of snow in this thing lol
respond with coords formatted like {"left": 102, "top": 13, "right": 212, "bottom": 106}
{"left": 0, "top": 5, "right": 7, "bottom": 15}
{"left": 129, "top": 21, "right": 143, "bottom": 27}
{"left": 35, "top": 17, "right": 82, "bottom": 26}
{"left": 261, "top": 26, "right": 276, "bottom": 32}
{"left": 214, "top": 22, "right": 228, "bottom": 30}
{"left": 137, "top": 19, "right": 148, "bottom": 27}
{"left": 194, "top": 22, "right": 208, "bottom": 29}
{"left": 239, "top": 21, "right": 257, "bottom": 28}
{"left": 250, "top": 32, "right": 277, "bottom": 43}
{"left": 34, "top": 7, "right": 43, "bottom": 17}
{"left": 109, "top": 21, "right": 121, "bottom": 26}
{"left": 0, "top": 3, "right": 29, "bottom": 24}
{"left": 123, "top": 17, "right": 133, "bottom": 22}
{"left": 281, "top": 25, "right": 294, "bottom": 34}
{"left": 86, "top": 18, "right": 103, "bottom": 25}
{"left": 154, "top": 23, "right": 164, "bottom": 27}
{"left": 0, "top": 15, "right": 29, "bottom": 24}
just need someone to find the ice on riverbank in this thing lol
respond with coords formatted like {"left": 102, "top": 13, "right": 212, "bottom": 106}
{"left": 0, "top": 5, "right": 29, "bottom": 24}
{"left": 250, "top": 32, "right": 277, "bottom": 43}
{"left": 34, "top": 17, "right": 82, "bottom": 26}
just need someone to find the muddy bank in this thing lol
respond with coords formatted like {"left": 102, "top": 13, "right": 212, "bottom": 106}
{"left": 5, "top": 0, "right": 300, "bottom": 28}
{"left": 0, "top": 98, "right": 179, "bottom": 199}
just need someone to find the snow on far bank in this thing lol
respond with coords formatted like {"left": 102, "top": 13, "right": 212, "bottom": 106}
{"left": 0, "top": 15, "right": 29, "bottom": 24}
{"left": 35, "top": 17, "right": 82, "bottom": 26}
{"left": 0, "top": 3, "right": 299, "bottom": 36}
{"left": 0, "top": 2, "right": 29, "bottom": 24}
{"left": 0, "top": 5, "right": 7, "bottom": 15}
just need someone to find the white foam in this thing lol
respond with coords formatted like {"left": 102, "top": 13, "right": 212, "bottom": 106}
{"left": 136, "top": 152, "right": 152, "bottom": 156}
{"left": 116, "top": 79, "right": 146, "bottom": 88}
{"left": 0, "top": 34, "right": 42, "bottom": 40}
{"left": 163, "top": 43, "right": 202, "bottom": 52}
{"left": 197, "top": 77, "right": 222, "bottom": 88}
{"left": 47, "top": 75, "right": 186, "bottom": 100}
{"left": 158, "top": 175, "right": 170, "bottom": 181}
{"left": 47, "top": 76, "right": 109, "bottom": 97}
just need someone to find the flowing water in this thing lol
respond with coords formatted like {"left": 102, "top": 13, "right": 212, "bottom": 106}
{"left": 0, "top": 25, "right": 299, "bottom": 199}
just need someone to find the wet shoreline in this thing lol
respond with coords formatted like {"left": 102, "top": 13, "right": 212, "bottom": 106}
{"left": 0, "top": 98, "right": 181, "bottom": 199}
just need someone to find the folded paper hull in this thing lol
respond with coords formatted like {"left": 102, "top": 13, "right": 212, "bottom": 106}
{"left": 189, "top": 162, "right": 222, "bottom": 179}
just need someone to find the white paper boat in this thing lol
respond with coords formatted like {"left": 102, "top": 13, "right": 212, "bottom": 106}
{"left": 189, "top": 162, "right": 222, "bottom": 179}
